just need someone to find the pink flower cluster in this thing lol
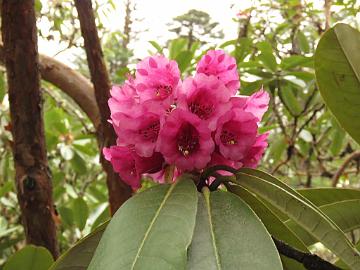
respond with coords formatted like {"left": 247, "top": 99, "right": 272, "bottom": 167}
{"left": 103, "top": 50, "right": 269, "bottom": 190}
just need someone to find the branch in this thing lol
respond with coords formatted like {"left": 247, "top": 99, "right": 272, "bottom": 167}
{"left": 273, "top": 237, "right": 342, "bottom": 270}
{"left": 332, "top": 151, "right": 360, "bottom": 187}
{"left": 0, "top": 45, "right": 100, "bottom": 128}
{"left": 75, "top": 0, "right": 132, "bottom": 214}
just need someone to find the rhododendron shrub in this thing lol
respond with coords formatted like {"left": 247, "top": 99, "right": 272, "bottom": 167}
{"left": 104, "top": 50, "right": 269, "bottom": 189}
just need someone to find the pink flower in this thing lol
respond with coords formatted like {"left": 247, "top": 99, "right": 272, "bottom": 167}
{"left": 158, "top": 109, "right": 214, "bottom": 171}
{"left": 231, "top": 89, "right": 270, "bottom": 121}
{"left": 112, "top": 111, "right": 162, "bottom": 157}
{"left": 196, "top": 50, "right": 239, "bottom": 95}
{"left": 240, "top": 133, "right": 269, "bottom": 168}
{"left": 135, "top": 55, "right": 181, "bottom": 103}
{"left": 108, "top": 80, "right": 142, "bottom": 118}
{"left": 215, "top": 109, "right": 258, "bottom": 161}
{"left": 103, "top": 146, "right": 164, "bottom": 190}
{"left": 178, "top": 74, "right": 231, "bottom": 131}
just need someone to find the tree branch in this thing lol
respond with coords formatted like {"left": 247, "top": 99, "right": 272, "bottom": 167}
{"left": 273, "top": 237, "right": 342, "bottom": 270}
{"left": 0, "top": 45, "right": 100, "bottom": 128}
{"left": 75, "top": 0, "right": 132, "bottom": 214}
{"left": 332, "top": 151, "right": 360, "bottom": 187}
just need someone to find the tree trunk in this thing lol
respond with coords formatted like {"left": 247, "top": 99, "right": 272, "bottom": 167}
{"left": 1, "top": 0, "right": 59, "bottom": 258}
{"left": 74, "top": 0, "right": 132, "bottom": 214}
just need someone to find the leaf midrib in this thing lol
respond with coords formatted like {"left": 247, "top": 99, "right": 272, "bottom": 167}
{"left": 130, "top": 181, "right": 178, "bottom": 270}
{"left": 334, "top": 26, "right": 360, "bottom": 84}
{"left": 204, "top": 189, "right": 222, "bottom": 270}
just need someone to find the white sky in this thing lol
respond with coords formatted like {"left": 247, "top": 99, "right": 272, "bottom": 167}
{"left": 38, "top": 0, "right": 253, "bottom": 67}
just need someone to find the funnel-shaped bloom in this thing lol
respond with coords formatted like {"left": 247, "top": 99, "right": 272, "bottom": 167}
{"left": 196, "top": 50, "right": 239, "bottom": 95}
{"left": 158, "top": 109, "right": 214, "bottom": 171}
{"left": 178, "top": 74, "right": 231, "bottom": 130}
{"left": 103, "top": 146, "right": 164, "bottom": 189}
{"left": 215, "top": 109, "right": 258, "bottom": 161}
{"left": 135, "top": 55, "right": 181, "bottom": 103}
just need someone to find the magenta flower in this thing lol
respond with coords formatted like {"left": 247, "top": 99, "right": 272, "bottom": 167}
{"left": 135, "top": 55, "right": 181, "bottom": 103}
{"left": 196, "top": 50, "right": 239, "bottom": 95}
{"left": 103, "top": 146, "right": 164, "bottom": 189}
{"left": 112, "top": 111, "right": 162, "bottom": 157}
{"left": 158, "top": 109, "right": 214, "bottom": 171}
{"left": 231, "top": 88, "right": 270, "bottom": 121}
{"left": 240, "top": 133, "right": 269, "bottom": 168}
{"left": 108, "top": 79, "right": 142, "bottom": 118}
{"left": 178, "top": 74, "right": 231, "bottom": 131}
{"left": 215, "top": 108, "right": 258, "bottom": 161}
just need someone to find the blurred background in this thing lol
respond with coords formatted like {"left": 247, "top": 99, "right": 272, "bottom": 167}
{"left": 0, "top": 0, "right": 359, "bottom": 265}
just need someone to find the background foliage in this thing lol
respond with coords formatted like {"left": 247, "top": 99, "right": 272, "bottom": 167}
{"left": 0, "top": 0, "right": 360, "bottom": 267}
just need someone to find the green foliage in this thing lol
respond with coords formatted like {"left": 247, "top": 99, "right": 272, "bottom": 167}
{"left": 233, "top": 169, "right": 360, "bottom": 269}
{"left": 315, "top": 23, "right": 360, "bottom": 145}
{"left": 188, "top": 188, "right": 282, "bottom": 269}
{"left": 4, "top": 245, "right": 53, "bottom": 270}
{"left": 88, "top": 176, "right": 198, "bottom": 270}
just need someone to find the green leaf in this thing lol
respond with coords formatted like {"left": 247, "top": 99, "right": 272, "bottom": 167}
{"left": 0, "top": 72, "right": 5, "bottom": 102}
{"left": 88, "top": 176, "right": 198, "bottom": 270}
{"left": 175, "top": 50, "right": 193, "bottom": 73}
{"left": 233, "top": 171, "right": 360, "bottom": 269}
{"left": 72, "top": 197, "right": 89, "bottom": 231}
{"left": 169, "top": 38, "right": 188, "bottom": 59}
{"left": 50, "top": 223, "right": 107, "bottom": 270}
{"left": 4, "top": 245, "right": 53, "bottom": 270}
{"left": 295, "top": 31, "right": 310, "bottom": 54}
{"left": 187, "top": 188, "right": 282, "bottom": 270}
{"left": 281, "top": 55, "right": 313, "bottom": 70}
{"left": 58, "top": 206, "right": 74, "bottom": 227}
{"left": 148, "top": 41, "right": 163, "bottom": 53}
{"left": 235, "top": 37, "right": 252, "bottom": 62}
{"left": 279, "top": 83, "right": 302, "bottom": 116}
{"left": 257, "top": 41, "right": 277, "bottom": 71}
{"left": 286, "top": 199, "right": 360, "bottom": 246}
{"left": 315, "top": 23, "right": 360, "bottom": 145}
{"left": 228, "top": 185, "right": 307, "bottom": 270}
{"left": 298, "top": 188, "right": 360, "bottom": 206}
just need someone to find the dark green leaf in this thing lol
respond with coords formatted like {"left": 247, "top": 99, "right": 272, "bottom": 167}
{"left": 315, "top": 23, "right": 360, "bottom": 145}
{"left": 4, "top": 245, "right": 53, "bottom": 270}
{"left": 88, "top": 176, "right": 198, "bottom": 270}
{"left": 233, "top": 171, "right": 360, "bottom": 269}
{"left": 50, "top": 223, "right": 107, "bottom": 270}
{"left": 187, "top": 188, "right": 282, "bottom": 270}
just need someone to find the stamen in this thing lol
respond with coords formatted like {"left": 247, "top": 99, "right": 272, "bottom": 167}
{"left": 177, "top": 123, "right": 199, "bottom": 157}
{"left": 220, "top": 130, "right": 238, "bottom": 145}
{"left": 139, "top": 121, "right": 160, "bottom": 142}
{"left": 189, "top": 102, "right": 214, "bottom": 120}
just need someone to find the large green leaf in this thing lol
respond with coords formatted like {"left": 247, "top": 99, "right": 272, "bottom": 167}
{"left": 50, "top": 223, "right": 107, "bottom": 270}
{"left": 187, "top": 188, "right": 282, "bottom": 270}
{"left": 4, "top": 245, "right": 54, "bottom": 270}
{"left": 233, "top": 172, "right": 360, "bottom": 270}
{"left": 298, "top": 188, "right": 360, "bottom": 206}
{"left": 228, "top": 185, "right": 307, "bottom": 270}
{"left": 286, "top": 199, "right": 360, "bottom": 246}
{"left": 88, "top": 176, "right": 198, "bottom": 270}
{"left": 315, "top": 23, "right": 360, "bottom": 145}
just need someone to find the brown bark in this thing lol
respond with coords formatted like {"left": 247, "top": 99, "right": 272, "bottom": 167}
{"left": 75, "top": 0, "right": 132, "bottom": 214}
{"left": 332, "top": 151, "right": 360, "bottom": 187}
{"left": 1, "top": 0, "right": 59, "bottom": 258}
{"left": 0, "top": 45, "right": 100, "bottom": 129}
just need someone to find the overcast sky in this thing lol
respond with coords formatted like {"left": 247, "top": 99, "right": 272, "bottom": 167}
{"left": 38, "top": 0, "right": 253, "bottom": 67}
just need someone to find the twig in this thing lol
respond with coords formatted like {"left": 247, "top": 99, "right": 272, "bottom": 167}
{"left": 332, "top": 151, "right": 360, "bottom": 187}
{"left": 272, "top": 237, "right": 342, "bottom": 270}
